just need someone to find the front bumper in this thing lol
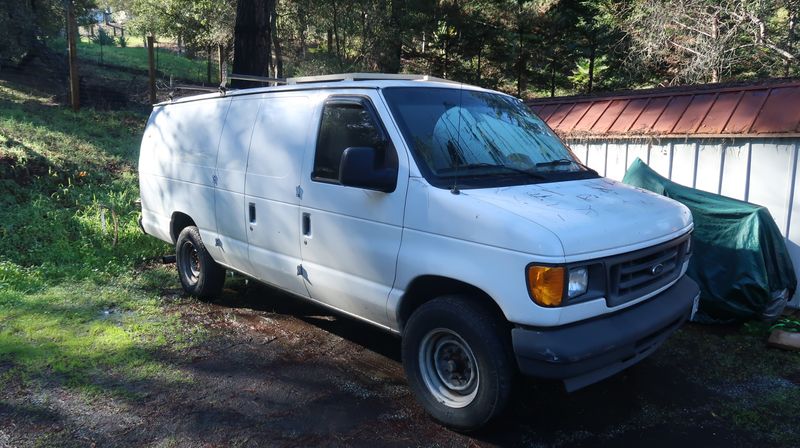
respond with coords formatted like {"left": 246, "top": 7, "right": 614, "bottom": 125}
{"left": 512, "top": 275, "right": 699, "bottom": 392}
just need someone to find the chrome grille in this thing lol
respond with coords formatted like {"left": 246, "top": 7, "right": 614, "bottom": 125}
{"left": 607, "top": 237, "right": 688, "bottom": 307}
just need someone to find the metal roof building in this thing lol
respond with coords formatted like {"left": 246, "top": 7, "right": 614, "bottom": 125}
{"left": 527, "top": 79, "right": 800, "bottom": 306}
{"left": 529, "top": 81, "right": 800, "bottom": 138}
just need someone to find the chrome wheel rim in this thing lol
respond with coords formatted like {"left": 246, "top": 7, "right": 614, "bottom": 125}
{"left": 179, "top": 241, "right": 201, "bottom": 284}
{"left": 418, "top": 328, "right": 479, "bottom": 408}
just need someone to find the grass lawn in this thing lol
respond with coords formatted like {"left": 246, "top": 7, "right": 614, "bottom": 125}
{"left": 0, "top": 81, "right": 194, "bottom": 399}
{"left": 51, "top": 37, "right": 219, "bottom": 84}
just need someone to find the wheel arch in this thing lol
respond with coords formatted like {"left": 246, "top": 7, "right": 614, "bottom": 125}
{"left": 170, "top": 212, "right": 196, "bottom": 244}
{"left": 396, "top": 275, "right": 509, "bottom": 334}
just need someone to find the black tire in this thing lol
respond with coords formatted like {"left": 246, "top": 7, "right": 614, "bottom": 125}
{"left": 401, "top": 295, "right": 514, "bottom": 431}
{"left": 175, "top": 226, "right": 225, "bottom": 299}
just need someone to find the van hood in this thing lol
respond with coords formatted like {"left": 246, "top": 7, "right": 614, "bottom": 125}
{"left": 463, "top": 178, "right": 693, "bottom": 257}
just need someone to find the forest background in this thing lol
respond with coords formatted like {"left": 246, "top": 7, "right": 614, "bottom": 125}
{"left": 3, "top": 0, "right": 799, "bottom": 98}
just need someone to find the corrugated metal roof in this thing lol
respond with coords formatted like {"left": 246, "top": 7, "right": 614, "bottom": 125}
{"left": 527, "top": 80, "right": 800, "bottom": 138}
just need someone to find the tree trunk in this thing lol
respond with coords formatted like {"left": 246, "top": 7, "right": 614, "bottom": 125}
{"left": 588, "top": 44, "right": 595, "bottom": 93}
{"left": 298, "top": 4, "right": 307, "bottom": 59}
{"left": 378, "top": 0, "right": 403, "bottom": 73}
{"left": 476, "top": 46, "right": 481, "bottom": 82}
{"left": 207, "top": 46, "right": 212, "bottom": 84}
{"left": 332, "top": 1, "right": 341, "bottom": 58}
{"left": 516, "top": 7, "right": 527, "bottom": 97}
{"left": 265, "top": 0, "right": 273, "bottom": 77}
{"left": 359, "top": 6, "right": 370, "bottom": 67}
{"left": 217, "top": 44, "right": 225, "bottom": 84}
{"left": 788, "top": 9, "right": 796, "bottom": 77}
{"left": 147, "top": 35, "right": 156, "bottom": 105}
{"left": 711, "top": 13, "right": 720, "bottom": 83}
{"left": 270, "top": 0, "right": 283, "bottom": 79}
{"left": 443, "top": 39, "right": 448, "bottom": 78}
{"left": 66, "top": 0, "right": 80, "bottom": 111}
{"left": 232, "top": 0, "right": 272, "bottom": 88}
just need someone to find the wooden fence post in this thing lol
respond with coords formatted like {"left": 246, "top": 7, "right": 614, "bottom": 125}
{"left": 217, "top": 44, "right": 224, "bottom": 85}
{"left": 147, "top": 35, "right": 156, "bottom": 104}
{"left": 207, "top": 47, "right": 212, "bottom": 84}
{"left": 66, "top": 0, "right": 80, "bottom": 111}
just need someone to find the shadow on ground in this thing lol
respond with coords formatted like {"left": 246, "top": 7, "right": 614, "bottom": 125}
{"left": 2, "top": 276, "right": 796, "bottom": 447}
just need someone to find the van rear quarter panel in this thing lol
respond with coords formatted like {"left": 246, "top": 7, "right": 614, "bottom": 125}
{"left": 139, "top": 97, "right": 231, "bottom": 244}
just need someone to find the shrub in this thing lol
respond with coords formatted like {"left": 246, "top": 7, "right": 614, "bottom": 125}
{"left": 93, "top": 28, "right": 115, "bottom": 46}
{"left": 118, "top": 35, "right": 127, "bottom": 48}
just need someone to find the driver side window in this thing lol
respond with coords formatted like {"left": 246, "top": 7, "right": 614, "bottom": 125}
{"left": 312, "top": 100, "right": 392, "bottom": 182}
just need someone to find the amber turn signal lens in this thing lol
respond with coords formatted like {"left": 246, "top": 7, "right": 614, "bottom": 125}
{"left": 527, "top": 265, "right": 565, "bottom": 307}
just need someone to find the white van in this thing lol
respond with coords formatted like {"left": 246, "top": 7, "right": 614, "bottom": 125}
{"left": 138, "top": 73, "right": 699, "bottom": 430}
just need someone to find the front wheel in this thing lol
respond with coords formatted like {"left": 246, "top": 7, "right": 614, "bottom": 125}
{"left": 175, "top": 226, "right": 225, "bottom": 299}
{"left": 401, "top": 295, "right": 514, "bottom": 431}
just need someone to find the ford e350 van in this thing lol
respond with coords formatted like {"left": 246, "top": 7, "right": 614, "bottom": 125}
{"left": 138, "top": 73, "right": 700, "bottom": 430}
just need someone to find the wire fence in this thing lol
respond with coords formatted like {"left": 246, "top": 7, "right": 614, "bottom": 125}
{"left": 74, "top": 23, "right": 224, "bottom": 110}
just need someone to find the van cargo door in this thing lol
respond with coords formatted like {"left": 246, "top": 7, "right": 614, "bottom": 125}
{"left": 243, "top": 95, "right": 312, "bottom": 298}
{"left": 214, "top": 97, "right": 259, "bottom": 274}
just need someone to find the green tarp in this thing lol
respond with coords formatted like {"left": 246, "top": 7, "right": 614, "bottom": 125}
{"left": 623, "top": 158, "right": 797, "bottom": 323}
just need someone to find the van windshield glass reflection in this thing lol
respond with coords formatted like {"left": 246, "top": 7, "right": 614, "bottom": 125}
{"left": 382, "top": 87, "right": 597, "bottom": 188}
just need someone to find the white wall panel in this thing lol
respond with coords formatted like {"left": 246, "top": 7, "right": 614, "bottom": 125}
{"left": 787, "top": 144, "right": 800, "bottom": 243}
{"left": 567, "top": 137, "right": 800, "bottom": 307}
{"left": 695, "top": 144, "right": 723, "bottom": 194}
{"left": 648, "top": 143, "right": 672, "bottom": 178}
{"left": 570, "top": 143, "right": 588, "bottom": 163}
{"left": 586, "top": 143, "right": 607, "bottom": 176}
{"left": 720, "top": 141, "right": 749, "bottom": 201}
{"left": 671, "top": 142, "right": 697, "bottom": 187}
{"left": 748, "top": 141, "right": 794, "bottom": 233}
{"left": 627, "top": 143, "right": 649, "bottom": 172}
{"left": 606, "top": 142, "right": 629, "bottom": 180}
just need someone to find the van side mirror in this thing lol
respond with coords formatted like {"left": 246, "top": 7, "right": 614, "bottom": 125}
{"left": 338, "top": 146, "right": 397, "bottom": 193}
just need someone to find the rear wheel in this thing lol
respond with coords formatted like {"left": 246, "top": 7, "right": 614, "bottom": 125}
{"left": 402, "top": 295, "right": 514, "bottom": 431}
{"left": 175, "top": 226, "right": 225, "bottom": 299}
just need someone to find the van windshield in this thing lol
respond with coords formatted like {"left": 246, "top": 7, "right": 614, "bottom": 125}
{"left": 382, "top": 87, "right": 598, "bottom": 188}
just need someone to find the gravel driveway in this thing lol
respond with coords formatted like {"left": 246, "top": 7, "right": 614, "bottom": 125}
{"left": 2, "top": 277, "right": 797, "bottom": 447}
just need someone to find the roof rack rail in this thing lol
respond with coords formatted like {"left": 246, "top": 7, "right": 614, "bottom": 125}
{"left": 285, "top": 73, "right": 460, "bottom": 85}
{"left": 228, "top": 73, "right": 288, "bottom": 85}
{"left": 173, "top": 85, "right": 221, "bottom": 93}
{"left": 167, "top": 84, "right": 227, "bottom": 102}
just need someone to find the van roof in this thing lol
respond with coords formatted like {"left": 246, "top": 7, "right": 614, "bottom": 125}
{"left": 156, "top": 73, "right": 510, "bottom": 107}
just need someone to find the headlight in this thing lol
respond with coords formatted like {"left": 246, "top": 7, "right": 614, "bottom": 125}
{"left": 527, "top": 265, "right": 590, "bottom": 306}
{"left": 568, "top": 267, "right": 589, "bottom": 298}
{"left": 526, "top": 265, "right": 564, "bottom": 307}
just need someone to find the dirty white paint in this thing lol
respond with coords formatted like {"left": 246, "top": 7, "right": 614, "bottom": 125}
{"left": 567, "top": 138, "right": 800, "bottom": 307}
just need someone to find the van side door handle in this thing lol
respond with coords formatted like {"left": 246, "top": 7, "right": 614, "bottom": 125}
{"left": 302, "top": 212, "right": 311, "bottom": 236}
{"left": 249, "top": 202, "right": 256, "bottom": 223}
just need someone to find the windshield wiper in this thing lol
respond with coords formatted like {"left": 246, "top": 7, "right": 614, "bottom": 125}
{"left": 535, "top": 158, "right": 575, "bottom": 168}
{"left": 535, "top": 158, "right": 598, "bottom": 175}
{"left": 445, "top": 163, "right": 548, "bottom": 180}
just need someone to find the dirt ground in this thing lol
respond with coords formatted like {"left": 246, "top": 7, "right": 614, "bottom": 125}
{"left": 2, "top": 275, "right": 798, "bottom": 447}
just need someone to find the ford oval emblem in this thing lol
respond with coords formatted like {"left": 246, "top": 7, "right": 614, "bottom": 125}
{"left": 650, "top": 263, "right": 665, "bottom": 276}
